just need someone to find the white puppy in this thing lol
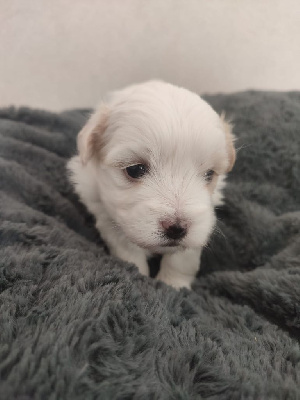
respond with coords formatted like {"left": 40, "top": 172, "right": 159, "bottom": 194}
{"left": 67, "top": 81, "right": 235, "bottom": 289}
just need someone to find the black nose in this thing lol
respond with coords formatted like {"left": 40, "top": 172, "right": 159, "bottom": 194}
{"left": 164, "top": 223, "right": 187, "bottom": 240}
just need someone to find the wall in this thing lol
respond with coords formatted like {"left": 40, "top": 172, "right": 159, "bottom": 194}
{"left": 1, "top": 0, "right": 299, "bottom": 110}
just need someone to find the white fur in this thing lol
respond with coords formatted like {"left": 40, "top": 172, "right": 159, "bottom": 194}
{"left": 67, "top": 81, "right": 234, "bottom": 289}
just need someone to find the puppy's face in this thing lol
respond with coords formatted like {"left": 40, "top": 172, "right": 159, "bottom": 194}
{"left": 78, "top": 81, "right": 235, "bottom": 253}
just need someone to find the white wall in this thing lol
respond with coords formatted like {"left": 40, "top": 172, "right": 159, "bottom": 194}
{"left": 1, "top": 0, "right": 300, "bottom": 111}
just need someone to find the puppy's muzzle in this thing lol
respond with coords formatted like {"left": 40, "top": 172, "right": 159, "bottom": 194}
{"left": 161, "top": 219, "right": 188, "bottom": 240}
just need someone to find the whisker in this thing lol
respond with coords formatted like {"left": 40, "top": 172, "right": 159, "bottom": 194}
{"left": 214, "top": 226, "right": 226, "bottom": 240}
{"left": 235, "top": 143, "right": 251, "bottom": 154}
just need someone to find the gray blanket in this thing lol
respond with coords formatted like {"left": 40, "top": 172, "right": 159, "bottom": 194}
{"left": 0, "top": 92, "right": 300, "bottom": 399}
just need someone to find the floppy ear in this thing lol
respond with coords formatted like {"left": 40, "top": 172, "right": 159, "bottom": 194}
{"left": 77, "top": 104, "right": 109, "bottom": 165}
{"left": 220, "top": 113, "right": 236, "bottom": 172}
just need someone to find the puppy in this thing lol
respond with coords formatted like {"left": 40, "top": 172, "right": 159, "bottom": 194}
{"left": 67, "top": 81, "right": 235, "bottom": 289}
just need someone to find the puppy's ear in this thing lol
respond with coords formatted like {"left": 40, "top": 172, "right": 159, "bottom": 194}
{"left": 220, "top": 113, "right": 236, "bottom": 172}
{"left": 77, "top": 104, "right": 109, "bottom": 165}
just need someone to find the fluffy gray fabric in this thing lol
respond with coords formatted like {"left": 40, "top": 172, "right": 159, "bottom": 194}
{"left": 0, "top": 92, "right": 299, "bottom": 400}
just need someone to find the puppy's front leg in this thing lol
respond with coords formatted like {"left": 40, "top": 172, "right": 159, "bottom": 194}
{"left": 99, "top": 228, "right": 149, "bottom": 277}
{"left": 111, "top": 243, "right": 149, "bottom": 277}
{"left": 93, "top": 213, "right": 149, "bottom": 276}
{"left": 157, "top": 248, "right": 201, "bottom": 289}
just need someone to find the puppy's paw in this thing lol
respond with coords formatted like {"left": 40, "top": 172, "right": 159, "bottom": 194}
{"left": 156, "top": 249, "right": 200, "bottom": 289}
{"left": 156, "top": 270, "right": 192, "bottom": 290}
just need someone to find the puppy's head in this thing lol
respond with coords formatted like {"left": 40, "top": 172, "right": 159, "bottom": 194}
{"left": 76, "top": 81, "right": 235, "bottom": 253}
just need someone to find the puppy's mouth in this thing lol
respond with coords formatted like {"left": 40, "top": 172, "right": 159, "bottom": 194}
{"left": 123, "top": 229, "right": 186, "bottom": 252}
{"left": 134, "top": 239, "right": 184, "bottom": 253}
{"left": 151, "top": 239, "right": 186, "bottom": 254}
{"left": 161, "top": 240, "right": 181, "bottom": 247}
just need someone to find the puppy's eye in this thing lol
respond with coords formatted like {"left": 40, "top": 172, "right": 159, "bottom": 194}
{"left": 125, "top": 164, "right": 148, "bottom": 179}
{"left": 204, "top": 169, "right": 215, "bottom": 183}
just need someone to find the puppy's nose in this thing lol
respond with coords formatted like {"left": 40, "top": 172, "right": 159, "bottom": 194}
{"left": 161, "top": 220, "right": 187, "bottom": 240}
